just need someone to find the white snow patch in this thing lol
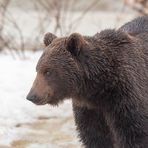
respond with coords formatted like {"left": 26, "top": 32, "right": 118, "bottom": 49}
{"left": 0, "top": 51, "right": 73, "bottom": 146}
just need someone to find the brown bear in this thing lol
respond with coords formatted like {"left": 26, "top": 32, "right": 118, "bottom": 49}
{"left": 27, "top": 16, "right": 148, "bottom": 148}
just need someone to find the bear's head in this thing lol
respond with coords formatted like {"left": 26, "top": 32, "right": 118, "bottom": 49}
{"left": 26, "top": 32, "right": 93, "bottom": 106}
{"left": 26, "top": 31, "right": 132, "bottom": 107}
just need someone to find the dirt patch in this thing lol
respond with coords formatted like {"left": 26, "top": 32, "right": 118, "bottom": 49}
{"left": 10, "top": 115, "right": 80, "bottom": 148}
{"left": 11, "top": 140, "right": 32, "bottom": 148}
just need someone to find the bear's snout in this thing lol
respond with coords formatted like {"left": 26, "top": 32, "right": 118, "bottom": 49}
{"left": 26, "top": 89, "right": 42, "bottom": 105}
{"left": 26, "top": 91, "right": 47, "bottom": 105}
{"left": 26, "top": 93, "right": 38, "bottom": 103}
{"left": 26, "top": 72, "right": 52, "bottom": 105}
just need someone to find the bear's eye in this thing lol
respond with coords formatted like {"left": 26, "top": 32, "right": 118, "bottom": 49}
{"left": 44, "top": 70, "right": 52, "bottom": 77}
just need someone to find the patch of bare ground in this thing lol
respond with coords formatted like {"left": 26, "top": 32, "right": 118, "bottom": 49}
{"left": 9, "top": 115, "right": 80, "bottom": 148}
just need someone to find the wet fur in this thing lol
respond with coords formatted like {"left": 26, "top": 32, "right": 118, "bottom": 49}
{"left": 73, "top": 16, "right": 148, "bottom": 148}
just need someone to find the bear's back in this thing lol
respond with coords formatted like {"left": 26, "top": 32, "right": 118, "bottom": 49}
{"left": 119, "top": 16, "right": 148, "bottom": 35}
{"left": 120, "top": 16, "right": 148, "bottom": 68}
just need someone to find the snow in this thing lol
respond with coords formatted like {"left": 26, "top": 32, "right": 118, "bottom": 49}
{"left": 0, "top": 52, "right": 78, "bottom": 148}
{"left": 0, "top": 52, "right": 69, "bottom": 123}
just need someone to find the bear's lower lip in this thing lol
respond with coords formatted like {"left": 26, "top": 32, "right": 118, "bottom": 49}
{"left": 34, "top": 101, "right": 47, "bottom": 105}
{"left": 29, "top": 99, "right": 47, "bottom": 105}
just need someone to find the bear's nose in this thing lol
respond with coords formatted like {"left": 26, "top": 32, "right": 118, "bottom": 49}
{"left": 26, "top": 94, "right": 38, "bottom": 103}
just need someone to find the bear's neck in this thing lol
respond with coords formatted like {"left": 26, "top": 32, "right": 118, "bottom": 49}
{"left": 75, "top": 47, "right": 129, "bottom": 109}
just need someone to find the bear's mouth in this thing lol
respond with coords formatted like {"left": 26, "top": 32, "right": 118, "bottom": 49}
{"left": 27, "top": 94, "right": 48, "bottom": 105}
{"left": 33, "top": 99, "right": 47, "bottom": 105}
{"left": 27, "top": 92, "right": 62, "bottom": 106}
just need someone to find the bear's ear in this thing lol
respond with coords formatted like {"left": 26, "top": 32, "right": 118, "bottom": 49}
{"left": 43, "top": 32, "right": 57, "bottom": 46}
{"left": 67, "top": 33, "right": 85, "bottom": 56}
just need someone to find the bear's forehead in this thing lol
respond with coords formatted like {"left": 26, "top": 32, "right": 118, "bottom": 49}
{"left": 45, "top": 37, "right": 67, "bottom": 52}
{"left": 36, "top": 37, "right": 70, "bottom": 71}
{"left": 51, "top": 37, "right": 67, "bottom": 47}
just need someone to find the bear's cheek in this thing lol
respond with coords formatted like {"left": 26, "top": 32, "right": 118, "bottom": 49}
{"left": 27, "top": 73, "right": 54, "bottom": 105}
{"left": 46, "top": 80, "right": 68, "bottom": 104}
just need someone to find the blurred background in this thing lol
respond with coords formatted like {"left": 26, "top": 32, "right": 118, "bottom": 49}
{"left": 0, "top": 0, "right": 147, "bottom": 148}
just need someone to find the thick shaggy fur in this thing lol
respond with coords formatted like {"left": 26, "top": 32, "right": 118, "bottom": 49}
{"left": 27, "top": 16, "right": 148, "bottom": 148}
{"left": 73, "top": 16, "right": 148, "bottom": 148}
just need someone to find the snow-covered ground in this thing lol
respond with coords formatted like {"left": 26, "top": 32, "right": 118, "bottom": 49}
{"left": 0, "top": 9, "right": 136, "bottom": 148}
{"left": 0, "top": 51, "right": 80, "bottom": 148}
